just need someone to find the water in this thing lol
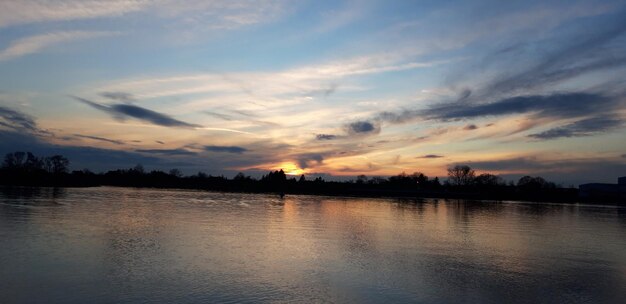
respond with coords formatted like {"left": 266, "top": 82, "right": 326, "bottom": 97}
{"left": 0, "top": 187, "right": 624, "bottom": 303}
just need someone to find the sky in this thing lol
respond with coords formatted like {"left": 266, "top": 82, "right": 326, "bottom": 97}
{"left": 1, "top": 0, "right": 625, "bottom": 185}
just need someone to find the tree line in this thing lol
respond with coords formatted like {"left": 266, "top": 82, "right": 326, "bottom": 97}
{"left": 0, "top": 151, "right": 577, "bottom": 202}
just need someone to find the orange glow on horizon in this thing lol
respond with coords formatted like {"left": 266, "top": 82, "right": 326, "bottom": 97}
{"left": 279, "top": 162, "right": 305, "bottom": 176}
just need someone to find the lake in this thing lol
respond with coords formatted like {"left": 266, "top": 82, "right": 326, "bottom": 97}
{"left": 0, "top": 187, "right": 624, "bottom": 303}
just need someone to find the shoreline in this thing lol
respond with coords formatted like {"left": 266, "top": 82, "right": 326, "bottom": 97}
{"left": 2, "top": 183, "right": 622, "bottom": 206}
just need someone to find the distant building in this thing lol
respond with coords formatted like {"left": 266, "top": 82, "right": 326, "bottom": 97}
{"left": 579, "top": 176, "right": 626, "bottom": 201}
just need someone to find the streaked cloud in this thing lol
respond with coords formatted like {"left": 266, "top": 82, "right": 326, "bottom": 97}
{"left": 74, "top": 96, "right": 202, "bottom": 128}
{"left": 0, "top": 0, "right": 147, "bottom": 28}
{"left": 0, "top": 31, "right": 118, "bottom": 61}
{"left": 204, "top": 145, "right": 247, "bottom": 154}
{"left": 0, "top": 106, "right": 39, "bottom": 132}
{"left": 100, "top": 92, "right": 136, "bottom": 102}
{"left": 424, "top": 93, "right": 614, "bottom": 121}
{"left": 528, "top": 116, "right": 623, "bottom": 140}
{"left": 74, "top": 134, "right": 125, "bottom": 145}
{"left": 136, "top": 148, "right": 197, "bottom": 156}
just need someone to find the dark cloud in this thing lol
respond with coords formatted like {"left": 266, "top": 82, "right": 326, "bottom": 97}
{"left": 156, "top": 140, "right": 165, "bottom": 145}
{"left": 0, "top": 130, "right": 276, "bottom": 177}
{"left": 0, "top": 106, "right": 39, "bottom": 133}
{"left": 373, "top": 16, "right": 626, "bottom": 131}
{"left": 417, "top": 154, "right": 444, "bottom": 159}
{"left": 204, "top": 145, "right": 247, "bottom": 154}
{"left": 74, "top": 134, "right": 125, "bottom": 145}
{"left": 466, "top": 156, "right": 626, "bottom": 185}
{"left": 528, "top": 116, "right": 623, "bottom": 139}
{"left": 463, "top": 124, "right": 478, "bottom": 130}
{"left": 316, "top": 134, "right": 337, "bottom": 140}
{"left": 295, "top": 153, "right": 324, "bottom": 169}
{"left": 74, "top": 96, "right": 201, "bottom": 128}
{"left": 100, "top": 92, "right": 135, "bottom": 102}
{"left": 0, "top": 130, "right": 164, "bottom": 172}
{"left": 346, "top": 120, "right": 380, "bottom": 135}
{"left": 621, "top": 154, "right": 626, "bottom": 158}
{"left": 469, "top": 157, "right": 545, "bottom": 171}
{"left": 425, "top": 92, "right": 613, "bottom": 121}
{"left": 484, "top": 16, "right": 626, "bottom": 96}
{"left": 136, "top": 149, "right": 197, "bottom": 156}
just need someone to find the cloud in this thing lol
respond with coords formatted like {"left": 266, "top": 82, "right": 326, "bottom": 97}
{"left": 528, "top": 116, "right": 623, "bottom": 140}
{"left": 0, "top": 1, "right": 288, "bottom": 32}
{"left": 204, "top": 110, "right": 280, "bottom": 128}
{"left": 463, "top": 124, "right": 478, "bottom": 130}
{"left": 316, "top": 134, "right": 337, "bottom": 140}
{"left": 0, "top": 129, "right": 165, "bottom": 172}
{"left": 73, "top": 134, "right": 124, "bottom": 145}
{"left": 0, "top": 106, "right": 39, "bottom": 132}
{"left": 346, "top": 120, "right": 380, "bottom": 135}
{"left": 0, "top": 31, "right": 118, "bottom": 61}
{"left": 425, "top": 92, "right": 614, "bottom": 121}
{"left": 156, "top": 140, "right": 165, "bottom": 145}
{"left": 483, "top": 15, "right": 626, "bottom": 96}
{"left": 622, "top": 154, "right": 626, "bottom": 158}
{"left": 466, "top": 156, "right": 626, "bottom": 184}
{"left": 205, "top": 111, "right": 234, "bottom": 121}
{"left": 0, "top": 0, "right": 147, "bottom": 28}
{"left": 204, "top": 145, "right": 247, "bottom": 154}
{"left": 136, "top": 148, "right": 197, "bottom": 156}
{"left": 417, "top": 154, "right": 444, "bottom": 159}
{"left": 74, "top": 96, "right": 202, "bottom": 128}
{"left": 372, "top": 15, "right": 626, "bottom": 132}
{"left": 100, "top": 91, "right": 135, "bottom": 102}
{"left": 295, "top": 153, "right": 324, "bottom": 169}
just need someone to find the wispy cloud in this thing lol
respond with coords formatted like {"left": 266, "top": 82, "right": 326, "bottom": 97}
{"left": 0, "top": 0, "right": 289, "bottom": 31}
{"left": 316, "top": 134, "right": 337, "bottom": 140}
{"left": 74, "top": 134, "right": 125, "bottom": 145}
{"left": 528, "top": 116, "right": 623, "bottom": 140}
{"left": 0, "top": 0, "right": 147, "bottom": 28}
{"left": 136, "top": 148, "right": 197, "bottom": 156}
{"left": 0, "top": 31, "right": 118, "bottom": 61}
{"left": 100, "top": 91, "right": 136, "bottom": 102}
{"left": 424, "top": 92, "right": 614, "bottom": 121}
{"left": 0, "top": 106, "right": 38, "bottom": 132}
{"left": 0, "top": 105, "right": 51, "bottom": 136}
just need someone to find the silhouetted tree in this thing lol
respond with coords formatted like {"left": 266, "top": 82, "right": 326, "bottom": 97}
{"left": 474, "top": 173, "right": 503, "bottom": 187}
{"left": 3, "top": 152, "right": 26, "bottom": 169}
{"left": 169, "top": 168, "right": 183, "bottom": 178}
{"left": 447, "top": 165, "right": 475, "bottom": 186}
{"left": 45, "top": 155, "right": 69, "bottom": 174}
{"left": 133, "top": 164, "right": 145, "bottom": 174}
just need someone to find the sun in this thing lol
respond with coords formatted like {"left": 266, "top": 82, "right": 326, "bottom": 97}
{"left": 279, "top": 162, "right": 305, "bottom": 176}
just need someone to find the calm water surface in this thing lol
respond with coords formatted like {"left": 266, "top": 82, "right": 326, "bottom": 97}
{"left": 0, "top": 187, "right": 625, "bottom": 303}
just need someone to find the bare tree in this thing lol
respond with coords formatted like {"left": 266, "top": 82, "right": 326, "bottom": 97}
{"left": 447, "top": 165, "right": 475, "bottom": 186}
{"left": 45, "top": 155, "right": 69, "bottom": 174}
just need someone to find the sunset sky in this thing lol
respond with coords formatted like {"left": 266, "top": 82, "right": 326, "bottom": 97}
{"left": 1, "top": 0, "right": 625, "bottom": 184}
